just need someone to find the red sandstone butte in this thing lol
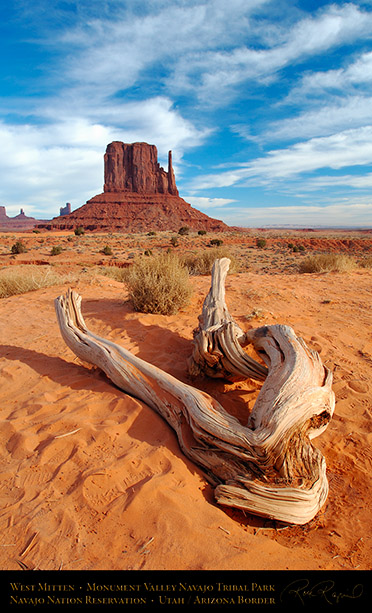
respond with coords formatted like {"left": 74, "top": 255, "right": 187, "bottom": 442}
{"left": 40, "top": 142, "right": 228, "bottom": 232}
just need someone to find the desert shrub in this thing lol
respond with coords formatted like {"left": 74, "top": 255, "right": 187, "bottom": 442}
{"left": 359, "top": 256, "right": 372, "bottom": 269}
{"left": 33, "top": 229, "right": 41, "bottom": 234}
{"left": 144, "top": 249, "right": 152, "bottom": 256}
{"left": 198, "top": 230, "right": 207, "bottom": 235}
{"left": 0, "top": 265, "right": 67, "bottom": 298}
{"left": 288, "top": 242, "right": 294, "bottom": 249}
{"left": 74, "top": 226, "right": 85, "bottom": 236}
{"left": 11, "top": 241, "right": 27, "bottom": 254}
{"left": 101, "top": 245, "right": 113, "bottom": 256}
{"left": 256, "top": 238, "right": 267, "bottom": 248}
{"left": 50, "top": 245, "right": 63, "bottom": 256}
{"left": 124, "top": 253, "right": 192, "bottom": 315}
{"left": 299, "top": 253, "right": 356, "bottom": 273}
{"left": 181, "top": 247, "right": 238, "bottom": 275}
{"left": 178, "top": 226, "right": 189, "bottom": 235}
{"left": 170, "top": 236, "right": 179, "bottom": 247}
{"left": 147, "top": 231, "right": 156, "bottom": 236}
{"left": 210, "top": 238, "right": 223, "bottom": 246}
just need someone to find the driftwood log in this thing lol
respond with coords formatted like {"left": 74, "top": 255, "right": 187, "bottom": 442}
{"left": 55, "top": 258, "right": 335, "bottom": 525}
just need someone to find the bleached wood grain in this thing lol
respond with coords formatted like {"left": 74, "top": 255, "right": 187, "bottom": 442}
{"left": 55, "top": 259, "right": 334, "bottom": 524}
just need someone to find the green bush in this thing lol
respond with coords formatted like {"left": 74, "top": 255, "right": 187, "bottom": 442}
{"left": 256, "top": 238, "right": 267, "bottom": 248}
{"left": 74, "top": 226, "right": 85, "bottom": 236}
{"left": 170, "top": 236, "right": 179, "bottom": 247}
{"left": 178, "top": 226, "right": 189, "bottom": 235}
{"left": 210, "top": 238, "right": 223, "bottom": 246}
{"left": 11, "top": 241, "right": 27, "bottom": 254}
{"left": 101, "top": 245, "right": 113, "bottom": 256}
{"left": 198, "top": 230, "right": 207, "bottom": 235}
{"left": 124, "top": 253, "right": 192, "bottom": 315}
{"left": 50, "top": 245, "right": 63, "bottom": 256}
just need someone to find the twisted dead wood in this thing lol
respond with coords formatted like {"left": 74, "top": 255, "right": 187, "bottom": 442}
{"left": 55, "top": 260, "right": 334, "bottom": 524}
{"left": 188, "top": 257, "right": 268, "bottom": 382}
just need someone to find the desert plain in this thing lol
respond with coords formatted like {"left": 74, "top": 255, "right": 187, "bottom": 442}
{"left": 0, "top": 227, "right": 372, "bottom": 571}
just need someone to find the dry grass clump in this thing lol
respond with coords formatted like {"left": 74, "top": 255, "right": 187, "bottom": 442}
{"left": 181, "top": 247, "right": 239, "bottom": 275}
{"left": 123, "top": 253, "right": 192, "bottom": 315}
{"left": 0, "top": 265, "right": 67, "bottom": 298}
{"left": 98, "top": 266, "right": 129, "bottom": 282}
{"left": 299, "top": 253, "right": 356, "bottom": 273}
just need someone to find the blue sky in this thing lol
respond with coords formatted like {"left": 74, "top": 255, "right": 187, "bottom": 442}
{"left": 1, "top": 0, "right": 372, "bottom": 227}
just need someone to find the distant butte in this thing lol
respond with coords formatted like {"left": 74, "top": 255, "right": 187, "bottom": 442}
{"left": 0, "top": 206, "right": 39, "bottom": 230}
{"left": 39, "top": 141, "right": 229, "bottom": 232}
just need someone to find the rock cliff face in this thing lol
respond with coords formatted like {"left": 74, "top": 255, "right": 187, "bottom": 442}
{"left": 60, "top": 203, "right": 72, "bottom": 216}
{"left": 41, "top": 142, "right": 228, "bottom": 232}
{"left": 104, "top": 142, "right": 178, "bottom": 196}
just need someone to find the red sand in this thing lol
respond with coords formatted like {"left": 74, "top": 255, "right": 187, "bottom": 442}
{"left": 1, "top": 241, "right": 372, "bottom": 569}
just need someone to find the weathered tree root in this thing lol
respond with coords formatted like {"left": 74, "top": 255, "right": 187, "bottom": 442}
{"left": 55, "top": 259, "right": 334, "bottom": 524}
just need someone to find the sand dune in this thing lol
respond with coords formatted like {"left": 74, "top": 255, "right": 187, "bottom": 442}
{"left": 1, "top": 235, "right": 372, "bottom": 570}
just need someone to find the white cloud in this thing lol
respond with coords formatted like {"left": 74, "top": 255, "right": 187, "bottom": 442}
{"left": 263, "top": 97, "right": 372, "bottom": 142}
{"left": 283, "top": 3, "right": 372, "bottom": 56}
{"left": 0, "top": 97, "right": 210, "bottom": 218}
{"left": 169, "top": 3, "right": 372, "bottom": 103}
{"left": 302, "top": 173, "right": 372, "bottom": 190}
{"left": 42, "top": 96, "right": 211, "bottom": 158}
{"left": 185, "top": 196, "right": 236, "bottom": 209}
{"left": 24, "top": 0, "right": 372, "bottom": 111}
{"left": 289, "top": 51, "right": 372, "bottom": 98}
{"left": 0, "top": 121, "right": 103, "bottom": 218}
{"left": 247, "top": 126, "right": 372, "bottom": 179}
{"left": 191, "top": 126, "right": 372, "bottom": 189}
{"left": 57, "top": 0, "right": 269, "bottom": 99}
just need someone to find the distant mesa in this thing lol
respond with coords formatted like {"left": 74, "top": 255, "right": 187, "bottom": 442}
{"left": 0, "top": 206, "right": 39, "bottom": 230}
{"left": 39, "top": 141, "right": 228, "bottom": 232}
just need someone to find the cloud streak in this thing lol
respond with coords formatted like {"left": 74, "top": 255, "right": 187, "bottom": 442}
{"left": 192, "top": 126, "right": 372, "bottom": 190}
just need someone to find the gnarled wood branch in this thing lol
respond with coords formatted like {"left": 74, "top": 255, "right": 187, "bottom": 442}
{"left": 55, "top": 259, "right": 334, "bottom": 525}
{"left": 188, "top": 257, "right": 268, "bottom": 382}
